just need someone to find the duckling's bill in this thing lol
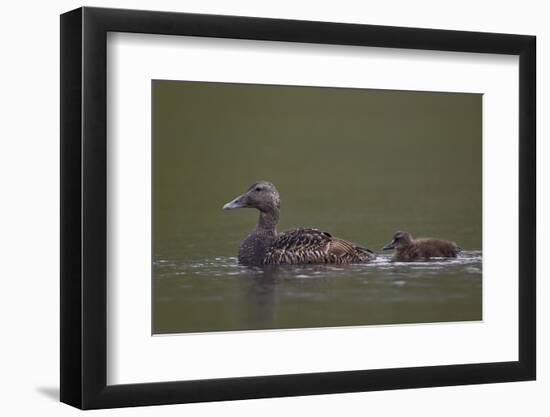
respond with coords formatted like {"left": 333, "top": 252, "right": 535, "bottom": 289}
{"left": 382, "top": 240, "right": 396, "bottom": 250}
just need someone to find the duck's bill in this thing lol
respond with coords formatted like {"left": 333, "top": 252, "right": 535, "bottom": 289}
{"left": 382, "top": 241, "right": 396, "bottom": 250}
{"left": 223, "top": 195, "right": 247, "bottom": 210}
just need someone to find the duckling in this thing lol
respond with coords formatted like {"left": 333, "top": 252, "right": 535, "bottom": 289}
{"left": 223, "top": 181, "right": 375, "bottom": 266}
{"left": 382, "top": 231, "right": 460, "bottom": 261}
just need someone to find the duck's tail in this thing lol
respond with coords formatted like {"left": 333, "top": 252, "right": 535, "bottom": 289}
{"left": 355, "top": 245, "right": 376, "bottom": 261}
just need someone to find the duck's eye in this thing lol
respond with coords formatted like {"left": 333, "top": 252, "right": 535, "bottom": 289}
{"left": 255, "top": 187, "right": 262, "bottom": 192}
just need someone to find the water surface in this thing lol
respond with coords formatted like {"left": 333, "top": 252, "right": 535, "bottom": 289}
{"left": 154, "top": 251, "right": 481, "bottom": 334}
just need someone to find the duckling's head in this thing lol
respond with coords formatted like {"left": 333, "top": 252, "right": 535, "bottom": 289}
{"left": 223, "top": 181, "right": 280, "bottom": 213}
{"left": 382, "top": 231, "right": 412, "bottom": 250}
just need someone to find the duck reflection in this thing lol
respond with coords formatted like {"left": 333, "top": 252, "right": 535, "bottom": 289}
{"left": 238, "top": 265, "right": 281, "bottom": 329}
{"left": 237, "top": 263, "right": 357, "bottom": 330}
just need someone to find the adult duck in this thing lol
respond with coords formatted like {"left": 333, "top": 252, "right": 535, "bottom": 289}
{"left": 223, "top": 181, "right": 375, "bottom": 266}
{"left": 382, "top": 231, "right": 460, "bottom": 261}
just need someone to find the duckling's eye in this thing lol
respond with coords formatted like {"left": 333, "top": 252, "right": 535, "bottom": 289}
{"left": 255, "top": 187, "right": 262, "bottom": 192}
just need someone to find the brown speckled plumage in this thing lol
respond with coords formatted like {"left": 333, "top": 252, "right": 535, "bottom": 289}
{"left": 382, "top": 231, "right": 460, "bottom": 261}
{"left": 223, "top": 181, "right": 375, "bottom": 266}
{"left": 264, "top": 228, "right": 374, "bottom": 265}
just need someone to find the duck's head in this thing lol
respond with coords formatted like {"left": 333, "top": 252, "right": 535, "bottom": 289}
{"left": 223, "top": 181, "right": 280, "bottom": 213}
{"left": 382, "top": 231, "right": 412, "bottom": 250}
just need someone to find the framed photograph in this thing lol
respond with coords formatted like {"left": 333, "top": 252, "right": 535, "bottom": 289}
{"left": 60, "top": 6, "right": 536, "bottom": 409}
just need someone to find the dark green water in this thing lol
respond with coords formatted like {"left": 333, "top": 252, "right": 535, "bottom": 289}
{"left": 152, "top": 80, "right": 482, "bottom": 334}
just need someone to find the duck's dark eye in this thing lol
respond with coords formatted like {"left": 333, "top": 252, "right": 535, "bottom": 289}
{"left": 255, "top": 187, "right": 262, "bottom": 192}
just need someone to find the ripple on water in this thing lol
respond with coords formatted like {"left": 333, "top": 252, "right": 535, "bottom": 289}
{"left": 153, "top": 251, "right": 482, "bottom": 281}
{"left": 153, "top": 251, "right": 482, "bottom": 332}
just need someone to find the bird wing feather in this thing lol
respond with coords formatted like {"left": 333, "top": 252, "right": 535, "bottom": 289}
{"left": 264, "top": 228, "right": 371, "bottom": 264}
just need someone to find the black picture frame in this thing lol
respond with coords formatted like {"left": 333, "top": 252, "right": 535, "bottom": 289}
{"left": 60, "top": 6, "right": 536, "bottom": 410}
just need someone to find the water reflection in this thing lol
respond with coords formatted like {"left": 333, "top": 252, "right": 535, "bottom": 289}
{"left": 239, "top": 268, "right": 279, "bottom": 329}
{"left": 153, "top": 251, "right": 482, "bottom": 334}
